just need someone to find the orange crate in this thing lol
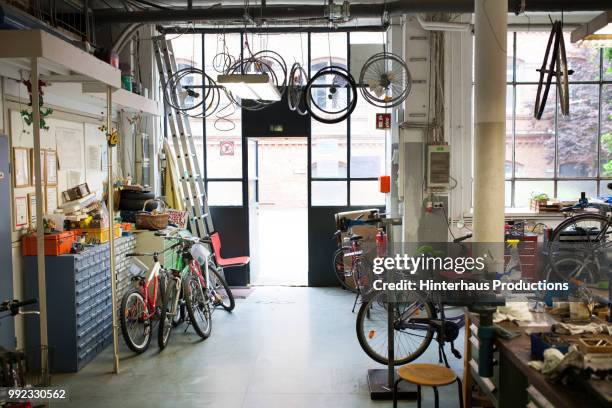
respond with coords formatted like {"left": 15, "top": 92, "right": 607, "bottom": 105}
{"left": 76, "top": 225, "right": 121, "bottom": 243}
{"left": 22, "top": 231, "right": 76, "bottom": 256}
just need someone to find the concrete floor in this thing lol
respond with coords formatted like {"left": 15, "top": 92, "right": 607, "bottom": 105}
{"left": 53, "top": 287, "right": 464, "bottom": 407}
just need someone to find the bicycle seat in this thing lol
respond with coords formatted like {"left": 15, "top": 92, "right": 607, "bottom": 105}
{"left": 349, "top": 235, "right": 363, "bottom": 242}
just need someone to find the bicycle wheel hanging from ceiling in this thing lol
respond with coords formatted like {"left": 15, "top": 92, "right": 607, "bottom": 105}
{"left": 359, "top": 52, "right": 412, "bottom": 108}
{"left": 304, "top": 65, "right": 358, "bottom": 124}
{"left": 164, "top": 67, "right": 221, "bottom": 118}
{"left": 534, "top": 20, "right": 572, "bottom": 120}
{"left": 288, "top": 62, "right": 308, "bottom": 116}
{"left": 223, "top": 49, "right": 288, "bottom": 111}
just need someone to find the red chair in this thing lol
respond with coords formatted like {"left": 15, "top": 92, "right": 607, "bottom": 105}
{"left": 210, "top": 232, "right": 250, "bottom": 268}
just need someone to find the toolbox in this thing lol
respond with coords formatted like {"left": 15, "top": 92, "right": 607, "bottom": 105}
{"left": 22, "top": 231, "right": 76, "bottom": 256}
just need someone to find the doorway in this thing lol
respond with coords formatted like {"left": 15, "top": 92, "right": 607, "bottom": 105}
{"left": 248, "top": 137, "right": 308, "bottom": 286}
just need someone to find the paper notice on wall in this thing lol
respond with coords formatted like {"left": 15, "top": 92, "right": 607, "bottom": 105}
{"left": 56, "top": 127, "right": 83, "bottom": 169}
{"left": 67, "top": 170, "right": 82, "bottom": 188}
{"left": 87, "top": 145, "right": 102, "bottom": 170}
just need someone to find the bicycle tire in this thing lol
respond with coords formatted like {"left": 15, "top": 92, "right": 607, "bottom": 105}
{"left": 332, "top": 247, "right": 358, "bottom": 293}
{"left": 305, "top": 66, "right": 358, "bottom": 124}
{"left": 550, "top": 213, "right": 611, "bottom": 244}
{"left": 158, "top": 277, "right": 179, "bottom": 350}
{"left": 534, "top": 21, "right": 561, "bottom": 120}
{"left": 184, "top": 275, "right": 212, "bottom": 339}
{"left": 119, "top": 289, "right": 151, "bottom": 353}
{"left": 555, "top": 26, "right": 570, "bottom": 117}
{"left": 209, "top": 266, "right": 235, "bottom": 312}
{"left": 356, "top": 291, "right": 436, "bottom": 366}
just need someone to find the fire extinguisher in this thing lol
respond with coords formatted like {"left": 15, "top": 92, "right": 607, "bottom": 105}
{"left": 376, "top": 229, "right": 387, "bottom": 257}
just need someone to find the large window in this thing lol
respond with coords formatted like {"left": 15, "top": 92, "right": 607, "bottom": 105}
{"left": 310, "top": 32, "right": 386, "bottom": 207}
{"left": 504, "top": 32, "right": 612, "bottom": 207}
{"left": 168, "top": 30, "right": 388, "bottom": 207}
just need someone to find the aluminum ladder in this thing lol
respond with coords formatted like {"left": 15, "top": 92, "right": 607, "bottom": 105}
{"left": 153, "top": 35, "right": 214, "bottom": 238}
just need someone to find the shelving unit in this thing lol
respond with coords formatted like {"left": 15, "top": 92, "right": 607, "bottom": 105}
{"left": 0, "top": 29, "right": 125, "bottom": 374}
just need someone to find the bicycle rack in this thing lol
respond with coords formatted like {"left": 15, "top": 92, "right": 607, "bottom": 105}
{"left": 365, "top": 216, "right": 418, "bottom": 401}
{"left": 153, "top": 36, "right": 215, "bottom": 239}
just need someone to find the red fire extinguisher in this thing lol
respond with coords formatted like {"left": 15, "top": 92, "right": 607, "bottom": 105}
{"left": 376, "top": 229, "right": 387, "bottom": 257}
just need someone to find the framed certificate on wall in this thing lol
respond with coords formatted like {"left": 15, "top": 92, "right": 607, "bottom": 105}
{"left": 45, "top": 150, "right": 57, "bottom": 185}
{"left": 14, "top": 194, "right": 28, "bottom": 230}
{"left": 12, "top": 147, "right": 30, "bottom": 188}
{"left": 30, "top": 148, "right": 46, "bottom": 187}
{"left": 45, "top": 186, "right": 58, "bottom": 213}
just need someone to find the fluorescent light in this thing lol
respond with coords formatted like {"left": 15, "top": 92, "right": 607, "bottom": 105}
{"left": 571, "top": 11, "right": 612, "bottom": 48}
{"left": 217, "top": 73, "right": 281, "bottom": 101}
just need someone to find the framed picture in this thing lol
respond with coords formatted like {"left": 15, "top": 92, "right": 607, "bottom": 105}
{"left": 14, "top": 195, "right": 28, "bottom": 230}
{"left": 28, "top": 193, "right": 41, "bottom": 229}
{"left": 45, "top": 186, "right": 58, "bottom": 213}
{"left": 45, "top": 150, "right": 57, "bottom": 186}
{"left": 30, "top": 148, "right": 46, "bottom": 187}
{"left": 12, "top": 147, "right": 30, "bottom": 187}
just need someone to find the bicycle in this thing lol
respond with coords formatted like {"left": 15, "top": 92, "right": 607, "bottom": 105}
{"left": 158, "top": 234, "right": 213, "bottom": 349}
{"left": 544, "top": 191, "right": 612, "bottom": 285}
{"left": 0, "top": 298, "right": 50, "bottom": 408}
{"left": 355, "top": 234, "right": 472, "bottom": 366}
{"left": 332, "top": 215, "right": 382, "bottom": 312}
{"left": 120, "top": 251, "right": 168, "bottom": 353}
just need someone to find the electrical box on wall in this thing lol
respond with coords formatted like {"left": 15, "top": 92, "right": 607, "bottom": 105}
{"left": 426, "top": 144, "right": 450, "bottom": 188}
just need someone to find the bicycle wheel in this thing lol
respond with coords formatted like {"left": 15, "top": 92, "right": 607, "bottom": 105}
{"left": 546, "top": 213, "right": 611, "bottom": 284}
{"left": 356, "top": 291, "right": 435, "bottom": 366}
{"left": 208, "top": 265, "right": 235, "bottom": 312}
{"left": 158, "top": 276, "right": 179, "bottom": 350}
{"left": 332, "top": 247, "right": 358, "bottom": 293}
{"left": 120, "top": 289, "right": 151, "bottom": 353}
{"left": 184, "top": 275, "right": 212, "bottom": 339}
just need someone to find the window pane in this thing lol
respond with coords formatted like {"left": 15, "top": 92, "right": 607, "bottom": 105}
{"left": 557, "top": 180, "right": 597, "bottom": 201}
{"left": 514, "top": 180, "right": 554, "bottom": 208}
{"left": 564, "top": 32, "right": 600, "bottom": 81}
{"left": 350, "top": 181, "right": 385, "bottom": 206}
{"left": 605, "top": 49, "right": 612, "bottom": 81}
{"left": 516, "top": 32, "right": 555, "bottom": 82}
{"left": 205, "top": 133, "right": 242, "bottom": 178}
{"left": 505, "top": 181, "right": 512, "bottom": 207}
{"left": 311, "top": 32, "right": 347, "bottom": 74}
{"left": 506, "top": 85, "right": 513, "bottom": 178}
{"left": 311, "top": 125, "right": 347, "bottom": 178}
{"left": 207, "top": 181, "right": 242, "bottom": 206}
{"left": 246, "top": 33, "right": 308, "bottom": 71}
{"left": 557, "top": 84, "right": 598, "bottom": 177}
{"left": 600, "top": 85, "right": 612, "bottom": 176}
{"left": 350, "top": 98, "right": 385, "bottom": 178}
{"left": 599, "top": 180, "right": 612, "bottom": 197}
{"left": 507, "top": 33, "right": 514, "bottom": 82}
{"left": 204, "top": 34, "right": 242, "bottom": 178}
{"left": 311, "top": 181, "right": 347, "bottom": 206}
{"left": 514, "top": 85, "right": 555, "bottom": 178}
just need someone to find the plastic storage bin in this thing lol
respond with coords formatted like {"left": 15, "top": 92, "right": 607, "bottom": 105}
{"left": 21, "top": 231, "right": 76, "bottom": 256}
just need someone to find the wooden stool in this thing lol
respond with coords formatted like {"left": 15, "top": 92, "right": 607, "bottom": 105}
{"left": 393, "top": 363, "right": 463, "bottom": 408}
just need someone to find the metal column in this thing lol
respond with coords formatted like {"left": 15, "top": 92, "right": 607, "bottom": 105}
{"left": 107, "top": 87, "right": 120, "bottom": 374}
{"left": 30, "top": 57, "right": 48, "bottom": 374}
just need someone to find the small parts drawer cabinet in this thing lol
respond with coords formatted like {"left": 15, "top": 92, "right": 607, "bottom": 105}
{"left": 23, "top": 238, "right": 133, "bottom": 372}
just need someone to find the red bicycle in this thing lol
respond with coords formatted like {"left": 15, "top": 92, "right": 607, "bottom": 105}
{"left": 120, "top": 251, "right": 167, "bottom": 353}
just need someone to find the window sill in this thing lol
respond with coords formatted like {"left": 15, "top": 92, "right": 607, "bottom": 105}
{"left": 463, "top": 207, "right": 566, "bottom": 219}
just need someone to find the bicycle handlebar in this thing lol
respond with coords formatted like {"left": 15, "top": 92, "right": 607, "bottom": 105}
{"left": 0, "top": 299, "right": 37, "bottom": 315}
{"left": 126, "top": 252, "right": 158, "bottom": 257}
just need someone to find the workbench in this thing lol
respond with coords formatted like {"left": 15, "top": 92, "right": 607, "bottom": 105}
{"left": 464, "top": 311, "right": 611, "bottom": 408}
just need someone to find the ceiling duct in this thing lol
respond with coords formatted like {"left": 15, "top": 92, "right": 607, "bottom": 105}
{"left": 94, "top": 0, "right": 611, "bottom": 25}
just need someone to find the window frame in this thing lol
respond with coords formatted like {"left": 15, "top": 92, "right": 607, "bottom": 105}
{"left": 505, "top": 31, "right": 612, "bottom": 207}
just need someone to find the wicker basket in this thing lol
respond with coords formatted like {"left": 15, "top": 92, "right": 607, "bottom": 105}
{"left": 135, "top": 199, "right": 168, "bottom": 230}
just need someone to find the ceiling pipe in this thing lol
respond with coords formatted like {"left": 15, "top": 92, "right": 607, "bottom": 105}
{"left": 94, "top": 0, "right": 611, "bottom": 25}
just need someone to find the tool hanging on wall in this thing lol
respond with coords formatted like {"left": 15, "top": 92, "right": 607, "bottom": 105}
{"left": 153, "top": 35, "right": 214, "bottom": 238}
{"left": 20, "top": 79, "right": 53, "bottom": 130}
